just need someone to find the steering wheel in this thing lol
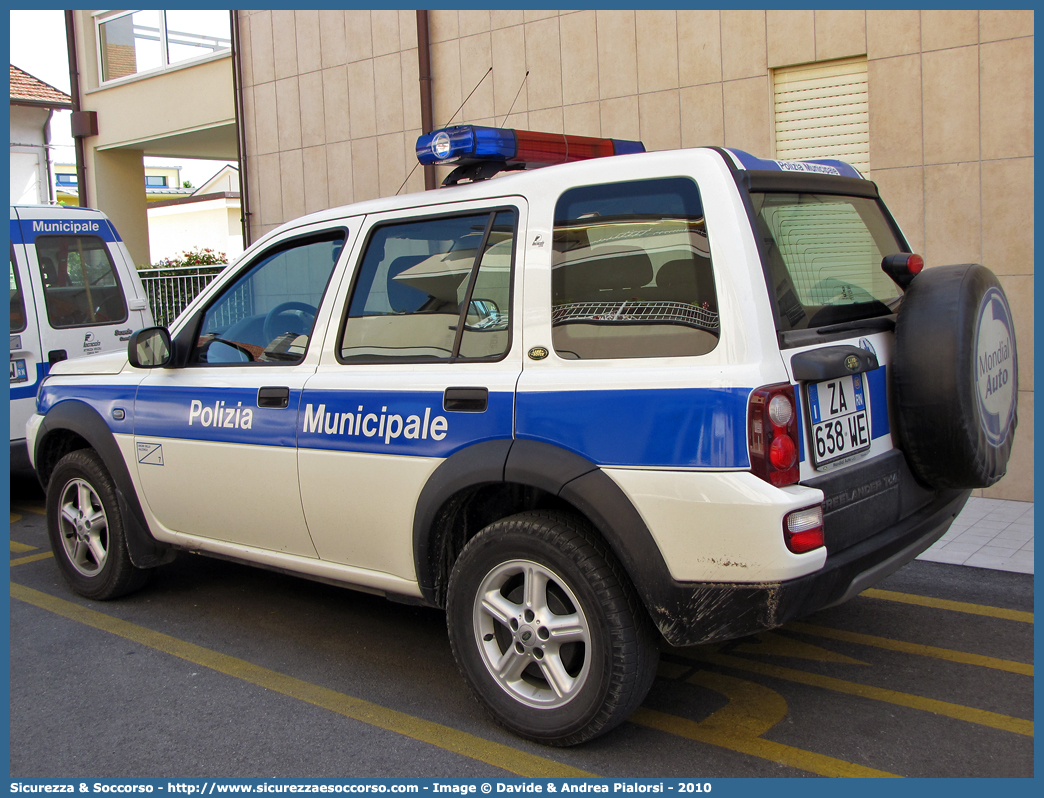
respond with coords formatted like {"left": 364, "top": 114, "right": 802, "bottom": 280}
{"left": 263, "top": 301, "right": 317, "bottom": 343}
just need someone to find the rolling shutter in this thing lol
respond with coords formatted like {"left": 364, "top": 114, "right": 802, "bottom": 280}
{"left": 773, "top": 57, "right": 869, "bottom": 173}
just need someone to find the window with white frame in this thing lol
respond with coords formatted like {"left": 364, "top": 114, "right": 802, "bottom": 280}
{"left": 96, "top": 10, "right": 231, "bottom": 84}
{"left": 772, "top": 57, "right": 869, "bottom": 174}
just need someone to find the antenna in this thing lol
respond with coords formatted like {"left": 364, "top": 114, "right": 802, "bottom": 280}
{"left": 397, "top": 66, "right": 494, "bottom": 195}
{"left": 439, "top": 66, "right": 493, "bottom": 129}
{"left": 500, "top": 71, "right": 529, "bottom": 127}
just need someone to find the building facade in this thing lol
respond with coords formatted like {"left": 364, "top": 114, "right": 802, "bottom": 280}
{"left": 219, "top": 10, "right": 1036, "bottom": 502}
{"left": 9, "top": 65, "right": 72, "bottom": 205}
{"left": 66, "top": 10, "right": 237, "bottom": 267}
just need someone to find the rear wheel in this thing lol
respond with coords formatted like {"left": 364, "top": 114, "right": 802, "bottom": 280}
{"left": 46, "top": 449, "right": 150, "bottom": 600}
{"left": 446, "top": 511, "right": 658, "bottom": 746}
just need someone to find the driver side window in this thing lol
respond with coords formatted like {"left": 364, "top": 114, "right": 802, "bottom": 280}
{"left": 193, "top": 232, "right": 344, "bottom": 364}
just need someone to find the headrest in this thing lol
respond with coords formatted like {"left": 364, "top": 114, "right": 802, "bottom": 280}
{"left": 574, "top": 246, "right": 653, "bottom": 291}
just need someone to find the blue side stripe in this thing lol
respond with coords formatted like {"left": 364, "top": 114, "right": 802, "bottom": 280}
{"left": 41, "top": 383, "right": 756, "bottom": 469}
{"left": 37, "top": 384, "right": 137, "bottom": 433}
{"left": 298, "top": 389, "right": 514, "bottom": 457}
{"left": 867, "top": 365, "right": 890, "bottom": 440}
{"left": 516, "top": 388, "right": 751, "bottom": 469}
{"left": 134, "top": 386, "right": 299, "bottom": 447}
{"left": 10, "top": 363, "right": 47, "bottom": 401}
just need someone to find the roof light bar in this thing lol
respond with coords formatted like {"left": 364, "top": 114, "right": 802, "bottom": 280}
{"left": 417, "top": 125, "right": 645, "bottom": 169}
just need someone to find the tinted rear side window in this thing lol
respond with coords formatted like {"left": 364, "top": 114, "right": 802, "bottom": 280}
{"left": 340, "top": 210, "right": 515, "bottom": 362}
{"left": 552, "top": 177, "right": 718, "bottom": 360}
{"left": 34, "top": 235, "right": 127, "bottom": 328}
{"left": 750, "top": 192, "right": 904, "bottom": 331}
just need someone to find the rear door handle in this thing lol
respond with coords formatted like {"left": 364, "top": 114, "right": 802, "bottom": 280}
{"left": 443, "top": 387, "right": 488, "bottom": 413}
{"left": 258, "top": 386, "right": 290, "bottom": 409}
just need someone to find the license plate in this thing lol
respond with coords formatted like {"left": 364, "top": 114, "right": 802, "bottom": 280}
{"left": 10, "top": 358, "right": 27, "bottom": 384}
{"left": 806, "top": 373, "right": 870, "bottom": 468}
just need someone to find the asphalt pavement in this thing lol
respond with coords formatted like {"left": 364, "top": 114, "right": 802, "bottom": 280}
{"left": 8, "top": 473, "right": 1035, "bottom": 778}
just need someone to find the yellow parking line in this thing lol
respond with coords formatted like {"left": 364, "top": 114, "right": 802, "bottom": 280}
{"left": 11, "top": 503, "right": 46, "bottom": 516}
{"left": 10, "top": 541, "right": 37, "bottom": 553}
{"left": 10, "top": 583, "right": 593, "bottom": 778}
{"left": 11, "top": 552, "right": 53, "bottom": 566}
{"left": 787, "top": 621, "right": 1033, "bottom": 676}
{"left": 861, "top": 588, "right": 1033, "bottom": 624}
{"left": 633, "top": 708, "right": 898, "bottom": 778}
{"left": 635, "top": 670, "right": 899, "bottom": 777}
{"left": 693, "top": 650, "right": 1033, "bottom": 738}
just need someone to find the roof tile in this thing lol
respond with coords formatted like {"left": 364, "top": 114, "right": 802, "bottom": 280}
{"left": 10, "top": 64, "right": 72, "bottom": 107}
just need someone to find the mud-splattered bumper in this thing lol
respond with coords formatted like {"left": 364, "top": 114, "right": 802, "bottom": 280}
{"left": 649, "top": 487, "right": 970, "bottom": 647}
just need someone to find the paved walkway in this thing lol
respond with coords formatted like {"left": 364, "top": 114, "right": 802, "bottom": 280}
{"left": 917, "top": 496, "right": 1034, "bottom": 575}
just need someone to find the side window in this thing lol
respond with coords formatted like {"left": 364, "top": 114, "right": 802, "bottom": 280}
{"left": 340, "top": 210, "right": 514, "bottom": 362}
{"left": 193, "top": 232, "right": 344, "bottom": 364}
{"left": 551, "top": 178, "right": 719, "bottom": 359}
{"left": 34, "top": 235, "right": 128, "bottom": 328}
{"left": 10, "top": 251, "right": 26, "bottom": 333}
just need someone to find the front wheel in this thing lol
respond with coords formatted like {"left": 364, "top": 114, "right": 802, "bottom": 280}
{"left": 46, "top": 449, "right": 150, "bottom": 600}
{"left": 446, "top": 511, "right": 658, "bottom": 746}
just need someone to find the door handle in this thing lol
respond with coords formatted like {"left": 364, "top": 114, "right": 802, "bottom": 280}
{"left": 257, "top": 386, "right": 290, "bottom": 409}
{"left": 48, "top": 349, "right": 68, "bottom": 365}
{"left": 443, "top": 387, "right": 488, "bottom": 412}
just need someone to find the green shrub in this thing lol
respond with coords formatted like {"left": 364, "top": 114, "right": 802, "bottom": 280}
{"left": 143, "top": 247, "right": 228, "bottom": 270}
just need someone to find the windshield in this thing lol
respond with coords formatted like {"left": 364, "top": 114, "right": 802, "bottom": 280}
{"left": 751, "top": 192, "right": 904, "bottom": 331}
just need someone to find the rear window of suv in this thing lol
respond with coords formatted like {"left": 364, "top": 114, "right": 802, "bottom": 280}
{"left": 552, "top": 177, "right": 719, "bottom": 360}
{"left": 751, "top": 192, "right": 904, "bottom": 332}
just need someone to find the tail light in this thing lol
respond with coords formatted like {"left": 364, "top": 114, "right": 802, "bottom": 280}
{"left": 749, "top": 383, "right": 800, "bottom": 486}
{"left": 784, "top": 505, "right": 825, "bottom": 553}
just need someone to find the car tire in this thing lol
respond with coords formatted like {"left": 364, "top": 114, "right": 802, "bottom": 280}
{"left": 46, "top": 449, "right": 150, "bottom": 600}
{"left": 893, "top": 263, "right": 1018, "bottom": 489}
{"left": 446, "top": 510, "right": 659, "bottom": 746}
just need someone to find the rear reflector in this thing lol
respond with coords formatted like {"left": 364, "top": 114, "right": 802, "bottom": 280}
{"left": 784, "top": 506, "right": 825, "bottom": 553}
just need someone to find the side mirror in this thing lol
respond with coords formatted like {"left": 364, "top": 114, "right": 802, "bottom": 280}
{"left": 127, "top": 327, "right": 172, "bottom": 368}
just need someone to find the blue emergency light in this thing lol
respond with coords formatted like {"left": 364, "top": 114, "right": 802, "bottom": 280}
{"left": 416, "top": 125, "right": 646, "bottom": 172}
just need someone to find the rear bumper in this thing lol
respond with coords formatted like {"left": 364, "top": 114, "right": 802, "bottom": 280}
{"left": 648, "top": 483, "right": 969, "bottom": 647}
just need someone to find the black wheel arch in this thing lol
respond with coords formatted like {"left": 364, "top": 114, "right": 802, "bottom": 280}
{"left": 34, "top": 399, "right": 175, "bottom": 569}
{"left": 412, "top": 438, "right": 674, "bottom": 620}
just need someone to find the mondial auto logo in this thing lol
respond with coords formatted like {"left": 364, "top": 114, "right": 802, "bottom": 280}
{"left": 431, "top": 131, "right": 452, "bottom": 161}
{"left": 974, "top": 287, "right": 1017, "bottom": 445}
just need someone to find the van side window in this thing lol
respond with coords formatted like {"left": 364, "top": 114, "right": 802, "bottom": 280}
{"left": 340, "top": 210, "right": 514, "bottom": 362}
{"left": 193, "top": 232, "right": 345, "bottom": 365}
{"left": 551, "top": 177, "right": 718, "bottom": 359}
{"left": 34, "top": 235, "right": 128, "bottom": 328}
{"left": 10, "top": 252, "right": 26, "bottom": 333}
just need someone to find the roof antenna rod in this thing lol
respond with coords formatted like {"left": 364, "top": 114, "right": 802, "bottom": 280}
{"left": 397, "top": 67, "right": 494, "bottom": 195}
{"left": 500, "top": 71, "right": 529, "bottom": 127}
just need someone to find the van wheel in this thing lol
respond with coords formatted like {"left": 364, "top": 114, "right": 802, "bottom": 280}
{"left": 46, "top": 449, "right": 150, "bottom": 600}
{"left": 446, "top": 511, "right": 658, "bottom": 746}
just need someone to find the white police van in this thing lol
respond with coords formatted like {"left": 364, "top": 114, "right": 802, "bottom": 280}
{"left": 10, "top": 205, "right": 153, "bottom": 470}
{"left": 26, "top": 127, "right": 1018, "bottom": 745}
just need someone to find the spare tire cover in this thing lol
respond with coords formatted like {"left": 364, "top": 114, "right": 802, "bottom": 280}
{"left": 893, "top": 263, "right": 1018, "bottom": 489}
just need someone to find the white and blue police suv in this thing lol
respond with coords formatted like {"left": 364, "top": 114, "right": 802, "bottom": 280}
{"left": 26, "top": 127, "right": 1018, "bottom": 746}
